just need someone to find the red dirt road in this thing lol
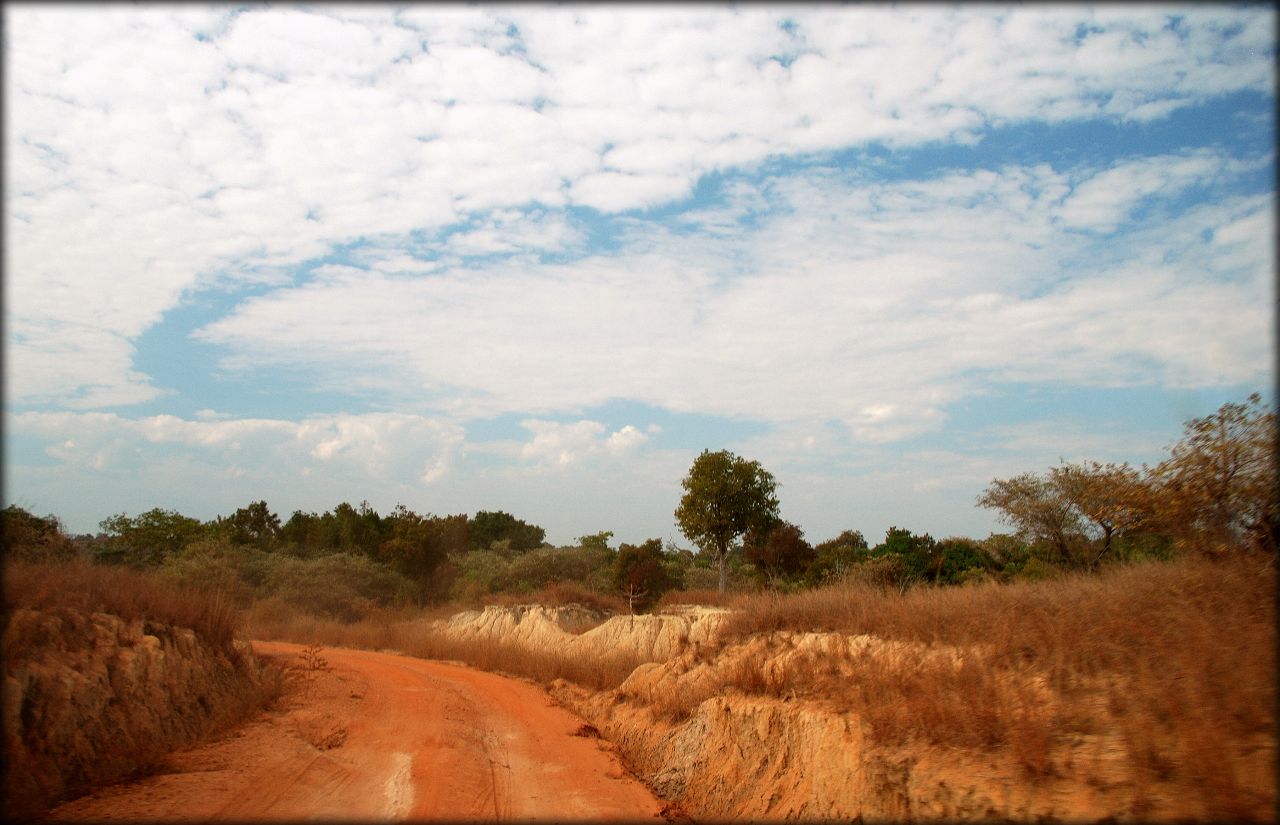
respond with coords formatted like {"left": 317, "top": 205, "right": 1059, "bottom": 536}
{"left": 45, "top": 641, "right": 670, "bottom": 822}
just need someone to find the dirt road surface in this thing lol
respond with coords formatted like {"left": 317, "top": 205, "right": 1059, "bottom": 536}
{"left": 44, "top": 641, "right": 672, "bottom": 822}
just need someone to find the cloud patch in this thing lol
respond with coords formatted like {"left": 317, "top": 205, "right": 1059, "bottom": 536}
{"left": 519, "top": 420, "right": 651, "bottom": 469}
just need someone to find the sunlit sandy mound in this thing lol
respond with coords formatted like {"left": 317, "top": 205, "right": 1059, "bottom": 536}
{"left": 435, "top": 603, "right": 730, "bottom": 662}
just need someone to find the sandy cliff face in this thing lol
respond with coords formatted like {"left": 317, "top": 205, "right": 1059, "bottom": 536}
{"left": 2, "top": 607, "right": 277, "bottom": 819}
{"left": 435, "top": 603, "right": 729, "bottom": 662}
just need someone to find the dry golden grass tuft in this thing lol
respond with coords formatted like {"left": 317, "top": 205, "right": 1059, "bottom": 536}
{"left": 4, "top": 559, "right": 241, "bottom": 657}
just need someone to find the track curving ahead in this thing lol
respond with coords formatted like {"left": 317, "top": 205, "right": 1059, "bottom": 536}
{"left": 45, "top": 641, "right": 668, "bottom": 822}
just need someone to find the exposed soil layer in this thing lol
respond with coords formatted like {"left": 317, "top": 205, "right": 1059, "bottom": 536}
{"left": 435, "top": 603, "right": 728, "bottom": 662}
{"left": 3, "top": 608, "right": 275, "bottom": 820}
{"left": 435, "top": 602, "right": 1274, "bottom": 822}
{"left": 554, "top": 630, "right": 1276, "bottom": 822}
{"left": 43, "top": 641, "right": 669, "bottom": 822}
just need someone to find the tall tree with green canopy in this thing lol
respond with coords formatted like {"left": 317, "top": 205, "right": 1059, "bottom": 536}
{"left": 674, "top": 449, "right": 781, "bottom": 593}
{"left": 217, "top": 500, "right": 282, "bottom": 549}
{"left": 99, "top": 507, "right": 206, "bottom": 566}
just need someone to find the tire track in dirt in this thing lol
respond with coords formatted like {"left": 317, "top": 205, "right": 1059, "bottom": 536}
{"left": 44, "top": 641, "right": 668, "bottom": 822}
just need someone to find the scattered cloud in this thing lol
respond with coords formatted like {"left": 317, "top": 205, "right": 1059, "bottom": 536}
{"left": 189, "top": 155, "right": 1271, "bottom": 443}
{"left": 4, "top": 5, "right": 1273, "bottom": 541}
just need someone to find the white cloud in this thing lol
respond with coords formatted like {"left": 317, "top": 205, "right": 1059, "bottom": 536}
{"left": 1057, "top": 151, "right": 1247, "bottom": 232}
{"left": 6, "top": 5, "right": 1272, "bottom": 547}
{"left": 570, "top": 171, "right": 695, "bottom": 213}
{"left": 519, "top": 419, "right": 650, "bottom": 469}
{"left": 189, "top": 150, "right": 1272, "bottom": 444}
{"left": 4, "top": 409, "right": 677, "bottom": 542}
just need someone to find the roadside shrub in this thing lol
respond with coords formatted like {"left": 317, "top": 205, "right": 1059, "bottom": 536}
{"left": 680, "top": 565, "right": 722, "bottom": 592}
{"left": 448, "top": 549, "right": 512, "bottom": 602}
{"left": 499, "top": 545, "right": 614, "bottom": 592}
{"left": 157, "top": 537, "right": 257, "bottom": 606}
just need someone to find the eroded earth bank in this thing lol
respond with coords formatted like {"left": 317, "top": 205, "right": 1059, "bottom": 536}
{"left": 3, "top": 607, "right": 277, "bottom": 820}
{"left": 443, "top": 604, "right": 1275, "bottom": 822}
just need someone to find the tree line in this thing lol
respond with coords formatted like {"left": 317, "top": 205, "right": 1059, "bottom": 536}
{"left": 3, "top": 394, "right": 1273, "bottom": 617}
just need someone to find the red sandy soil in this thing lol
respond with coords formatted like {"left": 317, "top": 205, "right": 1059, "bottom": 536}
{"left": 43, "top": 641, "right": 672, "bottom": 822}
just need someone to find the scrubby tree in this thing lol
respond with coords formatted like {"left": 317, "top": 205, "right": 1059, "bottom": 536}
{"left": 576, "top": 531, "right": 614, "bottom": 552}
{"left": 805, "top": 529, "right": 870, "bottom": 585}
{"left": 744, "top": 521, "right": 814, "bottom": 585}
{"left": 870, "top": 526, "right": 938, "bottom": 585}
{"left": 1147, "top": 393, "right": 1277, "bottom": 555}
{"left": 612, "top": 538, "right": 674, "bottom": 611}
{"left": 929, "top": 537, "right": 995, "bottom": 585}
{"left": 675, "top": 449, "right": 781, "bottom": 593}
{"left": 216, "top": 500, "right": 282, "bottom": 549}
{"left": 1049, "top": 462, "right": 1150, "bottom": 565}
{"left": 977, "top": 474, "right": 1085, "bottom": 565}
{"left": 279, "top": 510, "right": 327, "bottom": 556}
{"left": 378, "top": 506, "right": 468, "bottom": 598}
{"left": 980, "top": 396, "right": 1277, "bottom": 565}
{"left": 331, "top": 501, "right": 389, "bottom": 557}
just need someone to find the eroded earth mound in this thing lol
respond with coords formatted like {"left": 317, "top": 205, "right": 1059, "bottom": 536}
{"left": 3, "top": 608, "right": 277, "bottom": 819}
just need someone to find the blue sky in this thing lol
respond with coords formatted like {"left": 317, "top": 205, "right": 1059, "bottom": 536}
{"left": 4, "top": 4, "right": 1275, "bottom": 547}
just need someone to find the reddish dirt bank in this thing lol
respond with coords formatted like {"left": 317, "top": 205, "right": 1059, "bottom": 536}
{"left": 45, "top": 641, "right": 671, "bottom": 822}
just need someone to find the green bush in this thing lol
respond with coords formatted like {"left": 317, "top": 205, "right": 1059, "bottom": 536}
{"left": 157, "top": 537, "right": 257, "bottom": 606}
{"left": 449, "top": 549, "right": 513, "bottom": 602}
{"left": 259, "top": 553, "right": 416, "bottom": 621}
{"left": 501, "top": 546, "right": 614, "bottom": 592}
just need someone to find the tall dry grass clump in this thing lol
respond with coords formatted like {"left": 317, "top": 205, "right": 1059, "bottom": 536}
{"left": 4, "top": 559, "right": 240, "bottom": 656}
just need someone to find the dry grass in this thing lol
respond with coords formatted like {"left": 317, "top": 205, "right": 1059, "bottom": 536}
{"left": 674, "top": 552, "right": 1275, "bottom": 815}
{"left": 3, "top": 559, "right": 241, "bottom": 657}
{"left": 656, "top": 588, "right": 737, "bottom": 608}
